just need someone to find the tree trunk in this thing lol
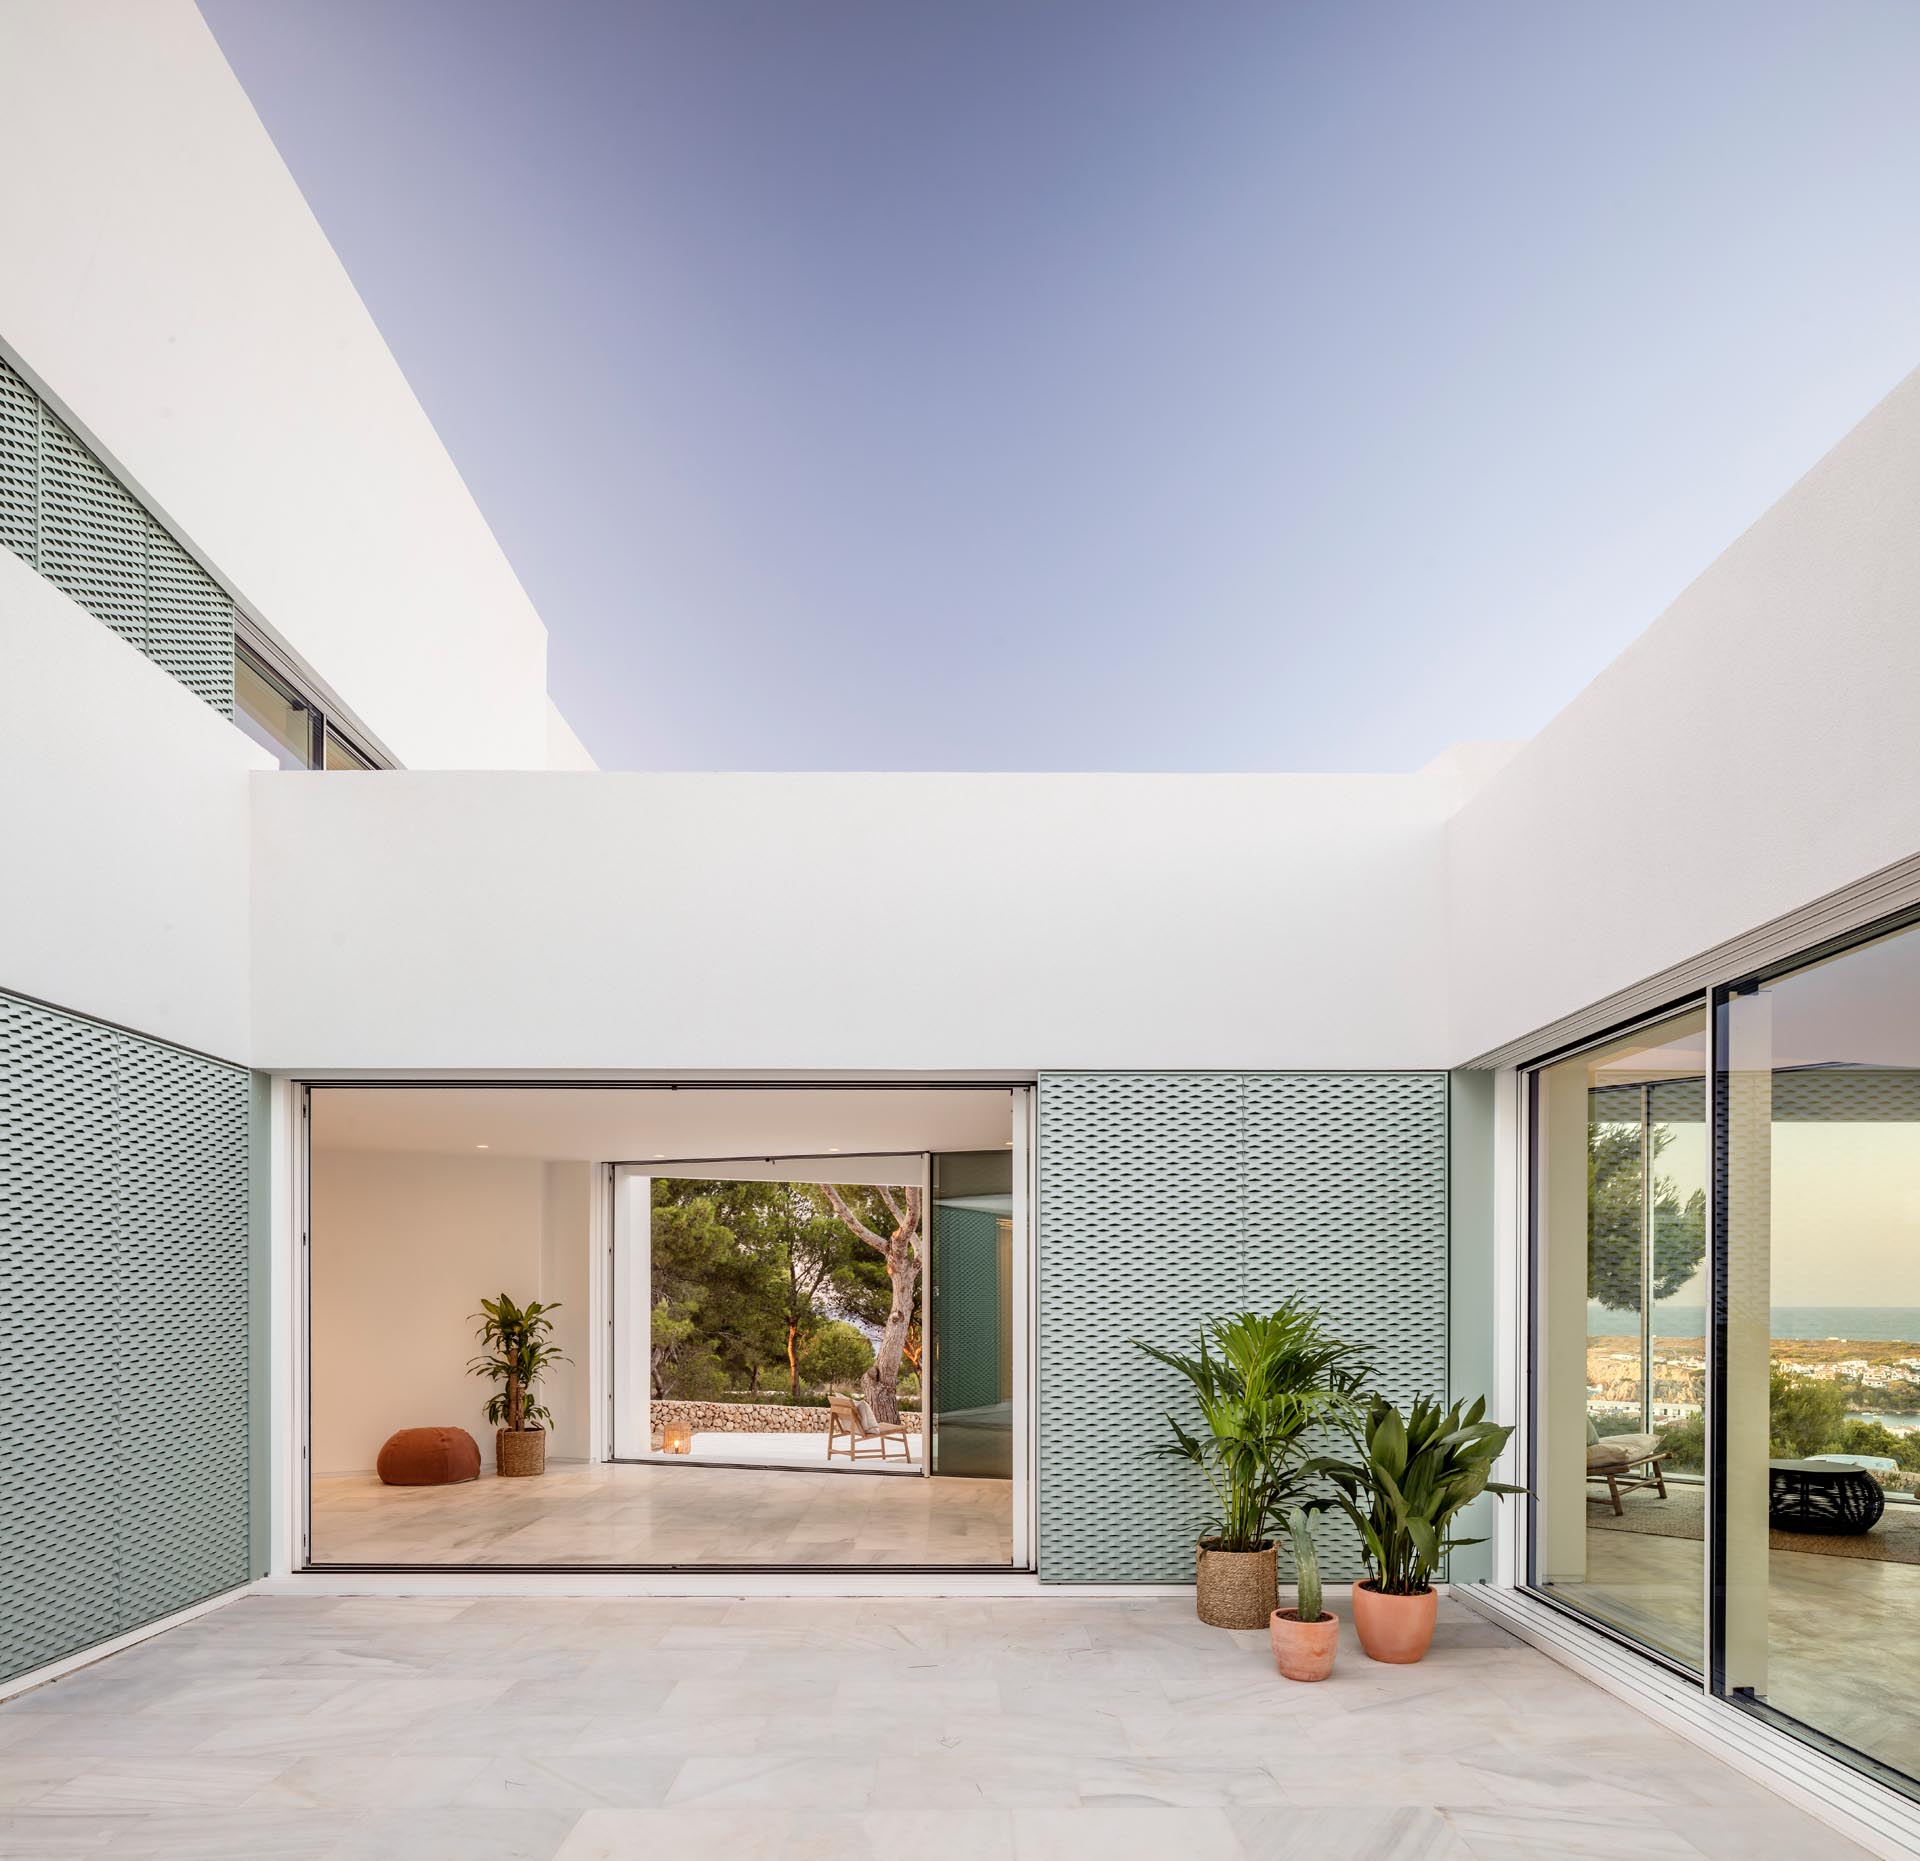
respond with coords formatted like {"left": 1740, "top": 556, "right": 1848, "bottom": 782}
{"left": 786, "top": 1321, "right": 801, "bottom": 1398}
{"left": 820, "top": 1184, "right": 922, "bottom": 1426}
{"left": 862, "top": 1240, "right": 918, "bottom": 1424}
{"left": 507, "top": 1352, "right": 524, "bottom": 1432}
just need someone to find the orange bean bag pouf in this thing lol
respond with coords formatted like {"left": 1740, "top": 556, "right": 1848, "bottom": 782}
{"left": 376, "top": 1427, "right": 482, "bottom": 1486}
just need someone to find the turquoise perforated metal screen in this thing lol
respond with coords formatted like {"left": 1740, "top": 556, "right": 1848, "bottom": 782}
{"left": 1036, "top": 1072, "right": 1448, "bottom": 1584}
{"left": 0, "top": 354, "right": 235, "bottom": 715}
{"left": 0, "top": 993, "right": 252, "bottom": 1682}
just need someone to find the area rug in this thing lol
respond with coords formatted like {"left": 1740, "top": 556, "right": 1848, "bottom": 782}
{"left": 1588, "top": 1480, "right": 1920, "bottom": 1565}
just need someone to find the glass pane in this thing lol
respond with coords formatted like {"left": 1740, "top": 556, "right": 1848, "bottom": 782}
{"left": 1721, "top": 921, "right": 1920, "bottom": 1778}
{"left": 1532, "top": 1006, "right": 1707, "bottom": 1667}
{"left": 234, "top": 652, "right": 312, "bottom": 769}
{"left": 930, "top": 1150, "right": 1014, "bottom": 1480}
{"left": 323, "top": 728, "right": 372, "bottom": 771}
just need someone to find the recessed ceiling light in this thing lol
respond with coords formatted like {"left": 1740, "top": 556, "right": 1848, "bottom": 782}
{"left": 475, "top": 1143, "right": 489, "bottom": 1150}
{"left": 653, "top": 1153, "right": 666, "bottom": 1160}
{"left": 828, "top": 1146, "right": 841, "bottom": 1152}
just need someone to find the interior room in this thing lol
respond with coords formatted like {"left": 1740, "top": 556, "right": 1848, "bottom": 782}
{"left": 305, "top": 1084, "right": 1024, "bottom": 1569}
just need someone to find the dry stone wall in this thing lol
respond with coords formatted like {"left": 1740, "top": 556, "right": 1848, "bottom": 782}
{"left": 650, "top": 1400, "right": 923, "bottom": 1436}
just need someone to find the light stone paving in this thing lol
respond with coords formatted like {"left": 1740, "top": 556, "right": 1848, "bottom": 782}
{"left": 0, "top": 1593, "right": 1861, "bottom": 1859}
{"left": 311, "top": 1460, "right": 1008, "bottom": 1566}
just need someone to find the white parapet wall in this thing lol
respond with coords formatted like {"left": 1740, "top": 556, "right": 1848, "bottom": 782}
{"left": 0, "top": 549, "right": 268, "bottom": 1062}
{"left": 1448, "top": 363, "right": 1920, "bottom": 1064}
{"left": 249, "top": 770, "right": 1456, "bottom": 1073}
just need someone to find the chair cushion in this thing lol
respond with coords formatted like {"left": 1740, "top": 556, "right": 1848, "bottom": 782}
{"left": 854, "top": 1396, "right": 883, "bottom": 1434}
{"left": 1588, "top": 1433, "right": 1661, "bottom": 1468}
{"left": 377, "top": 1427, "right": 482, "bottom": 1486}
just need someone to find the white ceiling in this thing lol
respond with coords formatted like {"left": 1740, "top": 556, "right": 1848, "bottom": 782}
{"left": 309, "top": 1086, "right": 1016, "bottom": 1163}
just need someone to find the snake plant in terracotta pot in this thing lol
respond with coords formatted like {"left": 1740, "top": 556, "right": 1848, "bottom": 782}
{"left": 1308, "top": 1393, "right": 1522, "bottom": 1663}
{"left": 1134, "top": 1304, "right": 1369, "bottom": 1629}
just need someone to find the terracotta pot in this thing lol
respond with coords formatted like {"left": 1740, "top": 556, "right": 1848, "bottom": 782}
{"left": 1269, "top": 1607, "right": 1339, "bottom": 1681}
{"left": 1194, "top": 1539, "right": 1277, "bottom": 1629}
{"left": 496, "top": 1428, "right": 546, "bottom": 1478}
{"left": 1350, "top": 1580, "right": 1437, "bottom": 1663}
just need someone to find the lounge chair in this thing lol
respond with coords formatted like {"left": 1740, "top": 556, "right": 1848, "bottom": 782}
{"left": 1587, "top": 1420, "right": 1669, "bottom": 1515}
{"left": 827, "top": 1391, "right": 914, "bottom": 1462}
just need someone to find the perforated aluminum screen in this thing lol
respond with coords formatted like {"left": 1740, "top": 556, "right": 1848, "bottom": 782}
{"left": 0, "top": 355, "right": 235, "bottom": 715}
{"left": 1036, "top": 1072, "right": 1447, "bottom": 1584}
{"left": 0, "top": 993, "right": 251, "bottom": 1682}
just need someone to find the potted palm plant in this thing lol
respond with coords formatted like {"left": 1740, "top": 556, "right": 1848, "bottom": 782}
{"left": 1134, "top": 1304, "right": 1369, "bottom": 1629}
{"left": 1270, "top": 1506, "right": 1338, "bottom": 1681}
{"left": 1308, "top": 1393, "right": 1522, "bottom": 1662}
{"left": 469, "top": 1292, "right": 568, "bottom": 1478}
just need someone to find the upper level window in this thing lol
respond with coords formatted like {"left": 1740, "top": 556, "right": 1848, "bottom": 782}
{"left": 323, "top": 728, "right": 372, "bottom": 772}
{"left": 234, "top": 648, "right": 314, "bottom": 769}
{"left": 234, "top": 639, "right": 383, "bottom": 771}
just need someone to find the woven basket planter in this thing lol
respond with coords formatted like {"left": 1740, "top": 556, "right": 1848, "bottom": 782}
{"left": 1195, "top": 1538, "right": 1277, "bottom": 1629}
{"left": 496, "top": 1428, "right": 547, "bottom": 1478}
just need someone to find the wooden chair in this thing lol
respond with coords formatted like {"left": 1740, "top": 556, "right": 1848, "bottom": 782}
{"left": 1588, "top": 1441, "right": 1669, "bottom": 1515}
{"left": 826, "top": 1392, "right": 914, "bottom": 1463}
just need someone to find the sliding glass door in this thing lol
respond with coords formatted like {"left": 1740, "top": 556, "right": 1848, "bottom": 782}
{"left": 1530, "top": 1006, "right": 1708, "bottom": 1667}
{"left": 1718, "top": 920, "right": 1920, "bottom": 1780}
{"left": 1526, "top": 913, "right": 1920, "bottom": 1796}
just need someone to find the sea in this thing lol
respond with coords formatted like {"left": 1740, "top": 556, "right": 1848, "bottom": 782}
{"left": 1589, "top": 1304, "right": 1920, "bottom": 1346}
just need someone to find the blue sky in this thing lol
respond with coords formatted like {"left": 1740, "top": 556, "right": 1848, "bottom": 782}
{"left": 200, "top": 0, "right": 1920, "bottom": 772}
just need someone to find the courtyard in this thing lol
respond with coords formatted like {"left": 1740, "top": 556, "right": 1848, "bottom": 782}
{"left": 0, "top": 1593, "right": 1855, "bottom": 1859}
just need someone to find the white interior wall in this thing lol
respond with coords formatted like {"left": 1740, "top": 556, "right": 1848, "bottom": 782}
{"left": 251, "top": 772, "right": 1454, "bottom": 1071}
{"left": 0, "top": 548, "right": 268, "bottom": 1060}
{"left": 539, "top": 1162, "right": 594, "bottom": 1462}
{"left": 1448, "top": 363, "right": 1920, "bottom": 1064}
{"left": 310, "top": 1148, "right": 592, "bottom": 1474}
{"left": 0, "top": 0, "right": 551, "bottom": 772}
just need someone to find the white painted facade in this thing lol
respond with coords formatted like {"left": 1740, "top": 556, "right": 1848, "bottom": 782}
{"left": 1448, "top": 363, "right": 1920, "bottom": 1064}
{"left": 0, "top": 547, "right": 268, "bottom": 1062}
{"left": 0, "top": 0, "right": 569, "bottom": 776}
{"left": 4, "top": 6, "right": 1920, "bottom": 1846}
{"left": 249, "top": 770, "right": 1454, "bottom": 1072}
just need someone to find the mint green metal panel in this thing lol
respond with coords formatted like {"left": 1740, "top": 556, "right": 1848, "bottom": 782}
{"left": 0, "top": 1002, "right": 122, "bottom": 1675}
{"left": 0, "top": 358, "right": 37, "bottom": 565}
{"left": 249, "top": 1073, "right": 272, "bottom": 1579}
{"left": 1244, "top": 1073, "right": 1449, "bottom": 1583}
{"left": 1447, "top": 1069, "right": 1498, "bottom": 1583}
{"left": 0, "top": 355, "right": 235, "bottom": 716}
{"left": 0, "top": 992, "right": 251, "bottom": 1682}
{"left": 1036, "top": 1072, "right": 1450, "bottom": 1585}
{"left": 1037, "top": 1074, "right": 1247, "bottom": 1583}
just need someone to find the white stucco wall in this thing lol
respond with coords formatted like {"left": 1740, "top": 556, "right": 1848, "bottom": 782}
{"left": 0, "top": 549, "right": 267, "bottom": 1061}
{"left": 0, "top": 0, "right": 550, "bottom": 772}
{"left": 309, "top": 1148, "right": 593, "bottom": 1475}
{"left": 1448, "top": 364, "right": 1920, "bottom": 1064}
{"left": 250, "top": 772, "right": 1454, "bottom": 1072}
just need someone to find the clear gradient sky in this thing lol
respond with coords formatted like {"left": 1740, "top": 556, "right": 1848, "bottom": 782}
{"left": 198, "top": 1, "right": 1920, "bottom": 773}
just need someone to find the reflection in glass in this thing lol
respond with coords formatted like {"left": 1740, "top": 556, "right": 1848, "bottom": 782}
{"left": 930, "top": 1150, "right": 1015, "bottom": 1481}
{"left": 1721, "top": 921, "right": 1920, "bottom": 1778}
{"left": 1532, "top": 1007, "right": 1707, "bottom": 1667}
{"left": 234, "top": 651, "right": 312, "bottom": 769}
{"left": 323, "top": 727, "right": 372, "bottom": 771}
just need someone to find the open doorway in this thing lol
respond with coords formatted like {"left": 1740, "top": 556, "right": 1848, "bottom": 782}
{"left": 301, "top": 1084, "right": 1028, "bottom": 1570}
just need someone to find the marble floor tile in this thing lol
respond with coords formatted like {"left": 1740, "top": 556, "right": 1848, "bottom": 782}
{"left": 310, "top": 1461, "right": 1014, "bottom": 1567}
{"left": 0, "top": 1592, "right": 1871, "bottom": 1859}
